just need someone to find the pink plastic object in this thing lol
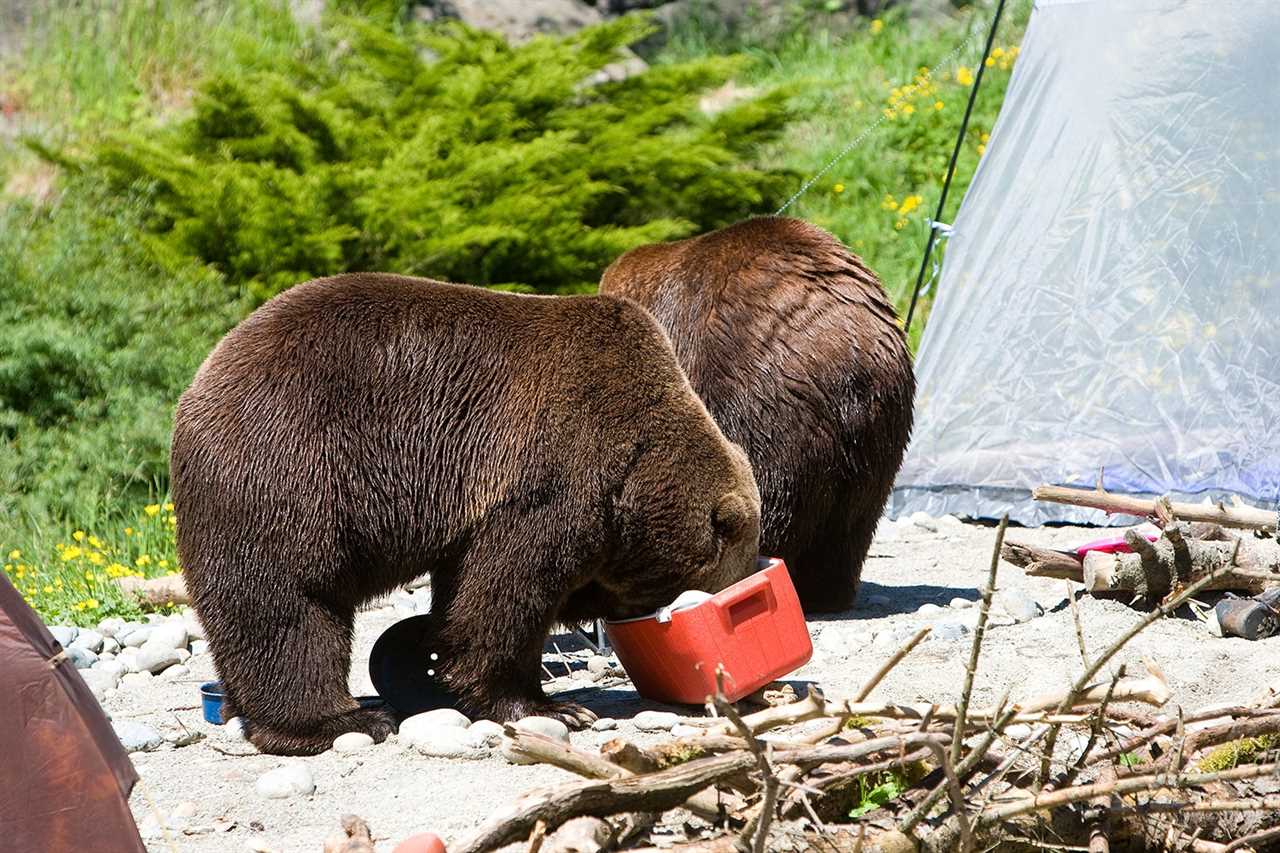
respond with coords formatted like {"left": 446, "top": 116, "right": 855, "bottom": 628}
{"left": 392, "top": 832, "right": 447, "bottom": 853}
{"left": 604, "top": 558, "right": 813, "bottom": 705}
{"left": 1073, "top": 532, "right": 1159, "bottom": 559}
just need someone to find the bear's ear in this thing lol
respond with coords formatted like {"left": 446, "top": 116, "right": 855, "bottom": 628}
{"left": 712, "top": 492, "right": 751, "bottom": 540}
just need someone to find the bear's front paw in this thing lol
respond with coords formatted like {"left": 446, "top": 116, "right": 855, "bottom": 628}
{"left": 521, "top": 698, "right": 598, "bottom": 730}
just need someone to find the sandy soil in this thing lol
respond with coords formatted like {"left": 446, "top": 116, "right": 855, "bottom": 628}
{"left": 111, "top": 520, "right": 1280, "bottom": 852}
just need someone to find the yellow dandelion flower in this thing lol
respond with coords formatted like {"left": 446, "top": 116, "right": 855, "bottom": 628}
{"left": 55, "top": 578, "right": 63, "bottom": 588}
{"left": 992, "top": 47, "right": 1005, "bottom": 59}
{"left": 934, "top": 100, "right": 944, "bottom": 110}
{"left": 870, "top": 19, "right": 884, "bottom": 34}
{"left": 136, "top": 555, "right": 152, "bottom": 567}
{"left": 881, "top": 194, "right": 899, "bottom": 211}
{"left": 85, "top": 570, "right": 96, "bottom": 582}
{"left": 88, "top": 535, "right": 103, "bottom": 549}
{"left": 164, "top": 502, "right": 175, "bottom": 512}
{"left": 902, "top": 104, "right": 915, "bottom": 116}
{"left": 89, "top": 552, "right": 105, "bottom": 566}
{"left": 158, "top": 559, "right": 169, "bottom": 569}
{"left": 27, "top": 587, "right": 37, "bottom": 597}
{"left": 833, "top": 183, "right": 845, "bottom": 194}
{"left": 61, "top": 546, "right": 82, "bottom": 561}
{"left": 899, "top": 195, "right": 923, "bottom": 215}
{"left": 956, "top": 66, "right": 975, "bottom": 86}
{"left": 2, "top": 564, "right": 9, "bottom": 573}
{"left": 15, "top": 567, "right": 25, "bottom": 578}
{"left": 124, "top": 527, "right": 133, "bottom": 536}
{"left": 167, "top": 516, "right": 177, "bottom": 526}
{"left": 980, "top": 132, "right": 990, "bottom": 143}
{"left": 85, "top": 598, "right": 100, "bottom": 610}
{"left": 977, "top": 144, "right": 987, "bottom": 156}
{"left": 73, "top": 530, "right": 85, "bottom": 542}
{"left": 7, "top": 549, "right": 19, "bottom": 560}
{"left": 43, "top": 585, "right": 53, "bottom": 594}
{"left": 145, "top": 504, "right": 160, "bottom": 517}
{"left": 984, "top": 56, "right": 995, "bottom": 67}
{"left": 55, "top": 542, "right": 65, "bottom": 551}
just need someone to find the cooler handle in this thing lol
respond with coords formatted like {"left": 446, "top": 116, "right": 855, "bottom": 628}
{"left": 715, "top": 573, "right": 776, "bottom": 633}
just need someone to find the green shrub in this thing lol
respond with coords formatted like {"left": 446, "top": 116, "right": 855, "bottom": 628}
{"left": 76, "top": 15, "right": 795, "bottom": 301}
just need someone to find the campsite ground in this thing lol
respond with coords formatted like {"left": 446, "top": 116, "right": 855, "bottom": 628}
{"left": 111, "top": 518, "right": 1280, "bottom": 852}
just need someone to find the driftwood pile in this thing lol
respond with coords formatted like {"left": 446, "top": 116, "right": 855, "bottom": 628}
{"left": 441, "top": 521, "right": 1280, "bottom": 853}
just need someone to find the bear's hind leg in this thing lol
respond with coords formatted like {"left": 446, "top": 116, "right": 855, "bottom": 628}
{"left": 219, "top": 591, "right": 395, "bottom": 755}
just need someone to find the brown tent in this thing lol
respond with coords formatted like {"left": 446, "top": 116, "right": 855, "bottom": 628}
{"left": 0, "top": 573, "right": 147, "bottom": 853}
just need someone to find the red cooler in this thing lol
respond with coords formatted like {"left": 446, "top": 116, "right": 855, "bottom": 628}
{"left": 604, "top": 558, "right": 812, "bottom": 705}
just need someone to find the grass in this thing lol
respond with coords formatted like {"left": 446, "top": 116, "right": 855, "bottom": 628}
{"left": 1, "top": 0, "right": 1031, "bottom": 623}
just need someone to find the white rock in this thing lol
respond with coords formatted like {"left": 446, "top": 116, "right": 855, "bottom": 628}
{"left": 97, "top": 617, "right": 126, "bottom": 638}
{"left": 572, "top": 668, "right": 599, "bottom": 682}
{"left": 71, "top": 629, "right": 105, "bottom": 653}
{"left": 159, "top": 665, "right": 191, "bottom": 680}
{"left": 590, "top": 717, "right": 618, "bottom": 732}
{"left": 117, "top": 647, "right": 141, "bottom": 673}
{"left": 937, "top": 514, "right": 966, "bottom": 530}
{"left": 67, "top": 645, "right": 98, "bottom": 669}
{"left": 255, "top": 764, "right": 315, "bottom": 799}
{"left": 224, "top": 717, "right": 247, "bottom": 740}
{"left": 145, "top": 623, "right": 189, "bottom": 652}
{"left": 332, "top": 732, "right": 375, "bottom": 754}
{"left": 190, "top": 640, "right": 209, "bottom": 656}
{"left": 872, "top": 630, "right": 899, "bottom": 649}
{"left": 82, "top": 669, "right": 121, "bottom": 699}
{"left": 467, "top": 720, "right": 506, "bottom": 747}
{"left": 948, "top": 597, "right": 975, "bottom": 610}
{"left": 50, "top": 625, "right": 79, "bottom": 646}
{"left": 916, "top": 603, "right": 944, "bottom": 615}
{"left": 183, "top": 612, "right": 206, "bottom": 641}
{"left": 101, "top": 637, "right": 121, "bottom": 655}
{"left": 954, "top": 609, "right": 983, "bottom": 629}
{"left": 415, "top": 726, "right": 486, "bottom": 759}
{"left": 113, "top": 720, "right": 163, "bottom": 752}
{"left": 174, "top": 648, "right": 191, "bottom": 663}
{"left": 399, "top": 708, "right": 471, "bottom": 746}
{"left": 119, "top": 626, "right": 153, "bottom": 648}
{"left": 671, "top": 723, "right": 702, "bottom": 737}
{"left": 998, "top": 590, "right": 1044, "bottom": 624}
{"left": 586, "top": 655, "right": 612, "bottom": 675}
{"left": 121, "top": 671, "right": 154, "bottom": 688}
{"left": 909, "top": 511, "right": 938, "bottom": 532}
{"left": 515, "top": 716, "right": 570, "bottom": 741}
{"left": 136, "top": 647, "right": 182, "bottom": 674}
{"left": 95, "top": 658, "right": 128, "bottom": 680}
{"left": 633, "top": 711, "right": 680, "bottom": 732}
{"left": 930, "top": 621, "right": 970, "bottom": 641}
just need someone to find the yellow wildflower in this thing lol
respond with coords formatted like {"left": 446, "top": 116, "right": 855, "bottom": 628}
{"left": 61, "top": 546, "right": 82, "bottom": 561}
{"left": 43, "top": 585, "right": 53, "bottom": 594}
{"left": 934, "top": 101, "right": 944, "bottom": 111}
{"left": 85, "top": 598, "right": 100, "bottom": 610}
{"left": 88, "top": 535, "right": 103, "bottom": 549}
{"left": 881, "top": 194, "right": 899, "bottom": 211}
{"left": 956, "top": 66, "right": 975, "bottom": 86}
{"left": 164, "top": 502, "right": 175, "bottom": 512}
{"left": 870, "top": 19, "right": 884, "bottom": 34}
{"left": 984, "top": 56, "right": 995, "bottom": 67}
{"left": 833, "top": 183, "right": 845, "bottom": 194}
{"left": 167, "top": 516, "right": 177, "bottom": 526}
{"left": 89, "top": 552, "right": 105, "bottom": 566}
{"left": 899, "top": 194, "right": 923, "bottom": 215}
{"left": 7, "top": 549, "right": 19, "bottom": 560}
{"left": 124, "top": 527, "right": 133, "bottom": 536}
{"left": 883, "top": 108, "right": 897, "bottom": 120}
{"left": 55, "top": 578, "right": 63, "bottom": 588}
{"left": 978, "top": 144, "right": 987, "bottom": 156}
{"left": 2, "top": 564, "right": 8, "bottom": 573}
{"left": 894, "top": 219, "right": 907, "bottom": 230}
{"left": 136, "top": 554, "right": 152, "bottom": 567}
{"left": 981, "top": 132, "right": 990, "bottom": 143}
{"left": 902, "top": 104, "right": 915, "bottom": 116}
{"left": 992, "top": 47, "right": 1005, "bottom": 59}
{"left": 85, "top": 570, "right": 96, "bottom": 582}
{"left": 145, "top": 504, "right": 160, "bottom": 517}
{"left": 73, "top": 530, "right": 85, "bottom": 542}
{"left": 159, "top": 559, "right": 169, "bottom": 569}
{"left": 15, "top": 566, "right": 24, "bottom": 578}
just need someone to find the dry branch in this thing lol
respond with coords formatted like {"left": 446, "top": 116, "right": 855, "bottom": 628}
{"left": 1083, "top": 531, "right": 1279, "bottom": 597}
{"left": 1032, "top": 485, "right": 1277, "bottom": 530}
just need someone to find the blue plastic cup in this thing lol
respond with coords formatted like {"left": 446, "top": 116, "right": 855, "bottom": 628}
{"left": 200, "top": 681, "right": 225, "bottom": 724}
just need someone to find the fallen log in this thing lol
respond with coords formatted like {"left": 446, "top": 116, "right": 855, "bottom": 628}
{"left": 1082, "top": 529, "right": 1280, "bottom": 598}
{"left": 1001, "top": 541, "right": 1084, "bottom": 580}
{"left": 1033, "top": 485, "right": 1277, "bottom": 530}
{"left": 115, "top": 574, "right": 189, "bottom": 607}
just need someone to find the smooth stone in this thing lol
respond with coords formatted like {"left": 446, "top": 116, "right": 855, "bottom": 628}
{"left": 399, "top": 709, "right": 471, "bottom": 746}
{"left": 121, "top": 671, "right": 154, "bottom": 688}
{"left": 118, "top": 647, "right": 141, "bottom": 673}
{"left": 586, "top": 655, "right": 612, "bottom": 675}
{"left": 119, "top": 626, "right": 153, "bottom": 648}
{"left": 82, "top": 669, "right": 121, "bottom": 699}
{"left": 333, "top": 732, "right": 375, "bottom": 754}
{"left": 71, "top": 629, "right": 105, "bottom": 653}
{"left": 948, "top": 597, "right": 975, "bottom": 610}
{"left": 95, "top": 659, "right": 128, "bottom": 680}
{"left": 190, "top": 640, "right": 209, "bottom": 656}
{"left": 415, "top": 726, "right": 486, "bottom": 759}
{"left": 114, "top": 720, "right": 163, "bottom": 752}
{"left": 514, "top": 715, "right": 570, "bottom": 741}
{"left": 909, "top": 511, "right": 938, "bottom": 532}
{"left": 467, "top": 720, "right": 506, "bottom": 747}
{"left": 931, "top": 621, "right": 970, "bottom": 641}
{"left": 937, "top": 514, "right": 966, "bottom": 530}
{"left": 916, "top": 603, "right": 944, "bottom": 615}
{"left": 571, "top": 668, "right": 599, "bottom": 682}
{"left": 97, "top": 617, "right": 126, "bottom": 638}
{"left": 101, "top": 637, "right": 121, "bottom": 655}
{"left": 159, "top": 664, "right": 191, "bottom": 680}
{"left": 50, "top": 626, "right": 79, "bottom": 647}
{"left": 671, "top": 723, "right": 702, "bottom": 737}
{"left": 224, "top": 717, "right": 247, "bottom": 740}
{"left": 145, "top": 623, "right": 189, "bottom": 652}
{"left": 999, "top": 590, "right": 1044, "bottom": 624}
{"left": 633, "top": 711, "right": 680, "bottom": 732}
{"left": 67, "top": 645, "right": 99, "bottom": 669}
{"left": 183, "top": 612, "right": 207, "bottom": 641}
{"left": 255, "top": 764, "right": 315, "bottom": 799}
{"left": 590, "top": 717, "right": 618, "bottom": 732}
{"left": 136, "top": 647, "right": 182, "bottom": 674}
{"left": 174, "top": 648, "right": 192, "bottom": 663}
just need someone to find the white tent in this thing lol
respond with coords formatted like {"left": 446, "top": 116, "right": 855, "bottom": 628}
{"left": 890, "top": 0, "right": 1280, "bottom": 526}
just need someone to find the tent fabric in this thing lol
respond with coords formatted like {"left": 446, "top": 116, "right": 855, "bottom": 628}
{"left": 890, "top": 0, "right": 1280, "bottom": 526}
{"left": 0, "top": 574, "right": 146, "bottom": 853}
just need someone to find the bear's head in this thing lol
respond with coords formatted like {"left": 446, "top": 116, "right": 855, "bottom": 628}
{"left": 606, "top": 434, "right": 761, "bottom": 620}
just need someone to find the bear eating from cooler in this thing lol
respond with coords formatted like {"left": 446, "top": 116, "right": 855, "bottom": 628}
{"left": 600, "top": 216, "right": 914, "bottom": 613}
{"left": 171, "top": 273, "right": 761, "bottom": 755}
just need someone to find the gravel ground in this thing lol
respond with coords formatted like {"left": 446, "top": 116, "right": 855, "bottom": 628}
{"left": 101, "top": 519, "right": 1280, "bottom": 852}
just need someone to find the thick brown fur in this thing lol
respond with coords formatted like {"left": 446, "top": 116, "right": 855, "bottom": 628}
{"left": 171, "top": 274, "right": 760, "bottom": 755}
{"left": 600, "top": 217, "right": 914, "bottom": 613}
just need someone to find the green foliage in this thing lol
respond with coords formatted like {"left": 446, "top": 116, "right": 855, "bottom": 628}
{"left": 1196, "top": 736, "right": 1280, "bottom": 773}
{"left": 849, "top": 771, "right": 907, "bottom": 817}
{"left": 78, "top": 15, "right": 794, "bottom": 301}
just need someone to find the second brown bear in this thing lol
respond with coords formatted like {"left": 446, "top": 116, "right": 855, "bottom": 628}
{"left": 601, "top": 217, "right": 914, "bottom": 613}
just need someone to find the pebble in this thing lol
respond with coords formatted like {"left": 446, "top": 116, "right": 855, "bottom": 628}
{"left": 333, "top": 732, "right": 375, "bottom": 754}
{"left": 633, "top": 710, "right": 680, "bottom": 732}
{"left": 119, "top": 626, "right": 153, "bottom": 648}
{"left": 572, "top": 668, "right": 599, "bottom": 682}
{"left": 414, "top": 726, "right": 486, "bottom": 759}
{"left": 872, "top": 630, "right": 901, "bottom": 649}
{"left": 399, "top": 708, "right": 471, "bottom": 746}
{"left": 930, "top": 621, "right": 970, "bottom": 641}
{"left": 183, "top": 612, "right": 206, "bottom": 641}
{"left": 468, "top": 720, "right": 506, "bottom": 747}
{"left": 255, "top": 764, "right": 315, "bottom": 799}
{"left": 224, "top": 717, "right": 247, "bottom": 740}
{"left": 118, "top": 647, "right": 140, "bottom": 672}
{"left": 174, "top": 648, "right": 192, "bottom": 663}
{"left": 82, "top": 669, "right": 121, "bottom": 699}
{"left": 999, "top": 590, "right": 1044, "bottom": 624}
{"left": 121, "top": 671, "right": 154, "bottom": 688}
{"left": 671, "top": 723, "right": 702, "bottom": 737}
{"left": 909, "top": 511, "right": 938, "bottom": 532}
{"left": 916, "top": 603, "right": 944, "bottom": 616}
{"left": 586, "top": 655, "right": 612, "bottom": 675}
{"left": 71, "top": 629, "right": 105, "bottom": 653}
{"left": 190, "top": 640, "right": 209, "bottom": 656}
{"left": 95, "top": 659, "right": 128, "bottom": 681}
{"left": 113, "top": 720, "right": 163, "bottom": 753}
{"left": 937, "top": 514, "right": 966, "bottom": 531}
{"left": 136, "top": 647, "right": 182, "bottom": 674}
{"left": 590, "top": 717, "right": 618, "bottom": 732}
{"left": 144, "top": 623, "right": 189, "bottom": 652}
{"left": 67, "top": 645, "right": 99, "bottom": 669}
{"left": 501, "top": 716, "right": 571, "bottom": 765}
{"left": 101, "top": 637, "right": 121, "bottom": 655}
{"left": 50, "top": 626, "right": 79, "bottom": 647}
{"left": 97, "top": 617, "right": 126, "bottom": 638}
{"left": 159, "top": 665, "right": 191, "bottom": 680}
{"left": 948, "top": 597, "right": 975, "bottom": 610}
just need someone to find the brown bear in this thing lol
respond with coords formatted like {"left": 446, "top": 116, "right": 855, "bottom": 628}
{"left": 599, "top": 216, "right": 914, "bottom": 613}
{"left": 170, "top": 273, "right": 761, "bottom": 756}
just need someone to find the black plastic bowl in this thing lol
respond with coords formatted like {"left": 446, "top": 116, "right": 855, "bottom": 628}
{"left": 367, "top": 613, "right": 462, "bottom": 717}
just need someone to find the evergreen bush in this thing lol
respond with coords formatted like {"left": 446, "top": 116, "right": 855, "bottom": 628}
{"left": 82, "top": 15, "right": 795, "bottom": 301}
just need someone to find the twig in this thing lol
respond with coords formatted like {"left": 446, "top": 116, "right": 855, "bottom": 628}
{"left": 954, "top": 515, "right": 1008, "bottom": 769}
{"left": 1225, "top": 825, "right": 1280, "bottom": 852}
{"left": 1068, "top": 583, "right": 1090, "bottom": 668}
{"left": 1060, "top": 665, "right": 1126, "bottom": 787}
{"left": 923, "top": 740, "right": 974, "bottom": 852}
{"left": 527, "top": 820, "right": 546, "bottom": 853}
{"left": 1032, "top": 485, "right": 1276, "bottom": 530}
{"left": 712, "top": 669, "right": 776, "bottom": 853}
